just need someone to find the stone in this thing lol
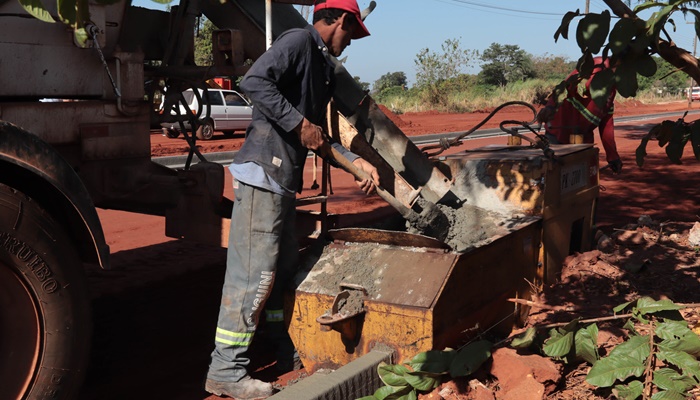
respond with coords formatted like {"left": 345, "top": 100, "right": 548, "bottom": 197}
{"left": 489, "top": 348, "right": 562, "bottom": 398}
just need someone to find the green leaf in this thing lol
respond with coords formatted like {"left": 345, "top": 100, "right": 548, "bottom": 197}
{"left": 406, "top": 350, "right": 454, "bottom": 374}
{"left": 576, "top": 11, "right": 611, "bottom": 53}
{"left": 150, "top": 0, "right": 176, "bottom": 4}
{"left": 653, "top": 368, "right": 696, "bottom": 393}
{"left": 608, "top": 335, "right": 651, "bottom": 364}
{"left": 657, "top": 322, "right": 700, "bottom": 357}
{"left": 586, "top": 354, "right": 645, "bottom": 387}
{"left": 356, "top": 397, "right": 377, "bottom": 400}
{"left": 378, "top": 363, "right": 409, "bottom": 387}
{"left": 449, "top": 340, "right": 492, "bottom": 378}
{"left": 544, "top": 330, "right": 574, "bottom": 358}
{"left": 609, "top": 18, "right": 637, "bottom": 55}
{"left": 634, "top": 53, "right": 658, "bottom": 77}
{"left": 18, "top": 0, "right": 55, "bottom": 23}
{"left": 373, "top": 384, "right": 412, "bottom": 400}
{"left": 656, "top": 320, "right": 691, "bottom": 341}
{"left": 654, "top": 120, "right": 677, "bottom": 147}
{"left": 555, "top": 10, "right": 581, "bottom": 42}
{"left": 404, "top": 371, "right": 440, "bottom": 392}
{"left": 636, "top": 137, "right": 649, "bottom": 167}
{"left": 690, "top": 121, "right": 700, "bottom": 161}
{"left": 614, "top": 61, "right": 638, "bottom": 99}
{"left": 647, "top": 5, "right": 676, "bottom": 39}
{"left": 57, "top": 0, "right": 76, "bottom": 25}
{"left": 634, "top": 1, "right": 666, "bottom": 13}
{"left": 511, "top": 327, "right": 537, "bottom": 349}
{"left": 575, "top": 324, "right": 600, "bottom": 364}
{"left": 657, "top": 349, "right": 700, "bottom": 381}
{"left": 623, "top": 318, "right": 640, "bottom": 336}
{"left": 612, "top": 380, "right": 644, "bottom": 400}
{"left": 665, "top": 124, "right": 687, "bottom": 164}
{"left": 635, "top": 297, "right": 682, "bottom": 315}
{"left": 650, "top": 389, "right": 688, "bottom": 400}
{"left": 614, "top": 301, "right": 633, "bottom": 314}
{"left": 590, "top": 68, "right": 615, "bottom": 109}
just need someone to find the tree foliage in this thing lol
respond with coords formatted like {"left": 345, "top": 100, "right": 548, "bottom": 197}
{"left": 354, "top": 76, "right": 370, "bottom": 92}
{"left": 530, "top": 54, "right": 576, "bottom": 81}
{"left": 478, "top": 43, "right": 535, "bottom": 87}
{"left": 373, "top": 71, "right": 407, "bottom": 94}
{"left": 194, "top": 17, "right": 216, "bottom": 67}
{"left": 414, "top": 38, "right": 478, "bottom": 105}
{"left": 414, "top": 38, "right": 477, "bottom": 89}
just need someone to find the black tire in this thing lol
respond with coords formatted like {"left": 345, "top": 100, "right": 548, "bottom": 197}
{"left": 164, "top": 128, "right": 180, "bottom": 139}
{"left": 0, "top": 183, "right": 91, "bottom": 400}
{"left": 196, "top": 120, "right": 215, "bottom": 140}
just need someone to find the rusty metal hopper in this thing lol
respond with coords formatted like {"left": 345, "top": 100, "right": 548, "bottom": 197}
{"left": 288, "top": 216, "right": 541, "bottom": 373}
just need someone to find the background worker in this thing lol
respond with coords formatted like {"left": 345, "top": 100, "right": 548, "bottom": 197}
{"left": 537, "top": 56, "right": 623, "bottom": 174}
{"left": 205, "top": 1, "right": 379, "bottom": 399}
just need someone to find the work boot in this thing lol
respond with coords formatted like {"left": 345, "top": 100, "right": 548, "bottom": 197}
{"left": 275, "top": 352, "right": 304, "bottom": 373}
{"left": 204, "top": 376, "right": 274, "bottom": 399}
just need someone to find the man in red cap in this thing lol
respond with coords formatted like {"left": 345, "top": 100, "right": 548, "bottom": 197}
{"left": 205, "top": 1, "right": 376, "bottom": 398}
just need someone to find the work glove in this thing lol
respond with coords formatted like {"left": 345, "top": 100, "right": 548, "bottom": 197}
{"left": 608, "top": 158, "right": 623, "bottom": 174}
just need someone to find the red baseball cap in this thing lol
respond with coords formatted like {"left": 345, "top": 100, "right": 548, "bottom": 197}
{"left": 315, "top": 0, "right": 371, "bottom": 39}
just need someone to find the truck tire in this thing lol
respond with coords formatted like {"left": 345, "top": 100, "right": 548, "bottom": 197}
{"left": 0, "top": 183, "right": 91, "bottom": 400}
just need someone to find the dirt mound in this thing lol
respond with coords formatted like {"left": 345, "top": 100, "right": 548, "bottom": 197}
{"left": 416, "top": 216, "right": 700, "bottom": 399}
{"left": 376, "top": 104, "right": 408, "bottom": 128}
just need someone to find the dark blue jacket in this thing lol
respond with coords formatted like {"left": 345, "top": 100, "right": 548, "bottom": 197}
{"left": 236, "top": 25, "right": 350, "bottom": 193}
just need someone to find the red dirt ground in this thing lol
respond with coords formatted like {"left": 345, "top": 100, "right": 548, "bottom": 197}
{"left": 79, "top": 99, "right": 700, "bottom": 400}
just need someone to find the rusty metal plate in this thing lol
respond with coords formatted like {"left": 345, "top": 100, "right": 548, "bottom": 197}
{"left": 328, "top": 228, "right": 450, "bottom": 250}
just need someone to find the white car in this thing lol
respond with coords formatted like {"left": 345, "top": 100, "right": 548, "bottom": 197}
{"left": 161, "top": 88, "right": 253, "bottom": 140}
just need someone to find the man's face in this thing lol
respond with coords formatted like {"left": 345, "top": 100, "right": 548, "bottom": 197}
{"left": 328, "top": 13, "right": 357, "bottom": 57}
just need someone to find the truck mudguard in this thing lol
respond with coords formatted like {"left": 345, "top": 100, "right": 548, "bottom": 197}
{"left": 0, "top": 121, "right": 109, "bottom": 269}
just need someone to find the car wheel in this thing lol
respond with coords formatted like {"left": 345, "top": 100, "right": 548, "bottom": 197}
{"left": 0, "top": 182, "right": 91, "bottom": 400}
{"left": 196, "top": 120, "right": 215, "bottom": 140}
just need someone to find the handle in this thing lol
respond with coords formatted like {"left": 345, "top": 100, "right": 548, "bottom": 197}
{"left": 323, "top": 144, "right": 422, "bottom": 224}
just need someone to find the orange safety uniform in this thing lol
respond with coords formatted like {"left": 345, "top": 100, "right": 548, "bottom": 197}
{"left": 543, "top": 57, "right": 620, "bottom": 163}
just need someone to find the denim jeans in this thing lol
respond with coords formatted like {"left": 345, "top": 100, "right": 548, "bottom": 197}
{"left": 207, "top": 181, "right": 298, "bottom": 382}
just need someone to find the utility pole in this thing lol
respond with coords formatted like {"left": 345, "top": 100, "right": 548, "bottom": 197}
{"left": 585, "top": 0, "right": 590, "bottom": 14}
{"left": 688, "top": 29, "right": 697, "bottom": 107}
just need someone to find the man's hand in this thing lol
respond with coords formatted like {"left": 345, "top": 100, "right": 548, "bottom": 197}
{"left": 608, "top": 158, "right": 623, "bottom": 174}
{"left": 352, "top": 158, "right": 379, "bottom": 195}
{"left": 296, "top": 118, "right": 328, "bottom": 156}
{"left": 536, "top": 105, "right": 556, "bottom": 124}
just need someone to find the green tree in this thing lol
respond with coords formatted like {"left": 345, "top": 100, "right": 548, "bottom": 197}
{"left": 637, "top": 55, "right": 688, "bottom": 96}
{"left": 354, "top": 76, "right": 370, "bottom": 92}
{"left": 478, "top": 43, "right": 535, "bottom": 87}
{"left": 530, "top": 54, "right": 576, "bottom": 81}
{"left": 414, "top": 38, "right": 477, "bottom": 88}
{"left": 194, "top": 17, "right": 216, "bottom": 66}
{"left": 414, "top": 38, "right": 477, "bottom": 105}
{"left": 373, "top": 72, "right": 407, "bottom": 93}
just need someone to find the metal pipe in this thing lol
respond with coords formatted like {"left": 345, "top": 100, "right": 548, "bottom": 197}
{"left": 265, "top": 0, "right": 272, "bottom": 50}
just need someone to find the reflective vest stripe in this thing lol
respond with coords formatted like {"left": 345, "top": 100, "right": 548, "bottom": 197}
{"left": 265, "top": 309, "right": 284, "bottom": 322}
{"left": 215, "top": 327, "right": 253, "bottom": 346}
{"left": 566, "top": 97, "right": 601, "bottom": 126}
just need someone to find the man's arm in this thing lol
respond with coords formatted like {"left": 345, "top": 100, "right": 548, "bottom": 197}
{"left": 239, "top": 31, "right": 307, "bottom": 133}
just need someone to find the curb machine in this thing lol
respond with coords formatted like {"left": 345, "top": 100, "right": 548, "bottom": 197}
{"left": 0, "top": 0, "right": 598, "bottom": 398}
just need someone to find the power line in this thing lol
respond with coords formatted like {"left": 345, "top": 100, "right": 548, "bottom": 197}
{"left": 434, "top": 0, "right": 566, "bottom": 17}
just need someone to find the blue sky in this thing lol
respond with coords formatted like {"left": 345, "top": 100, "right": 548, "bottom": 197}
{"left": 132, "top": 0, "right": 699, "bottom": 86}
